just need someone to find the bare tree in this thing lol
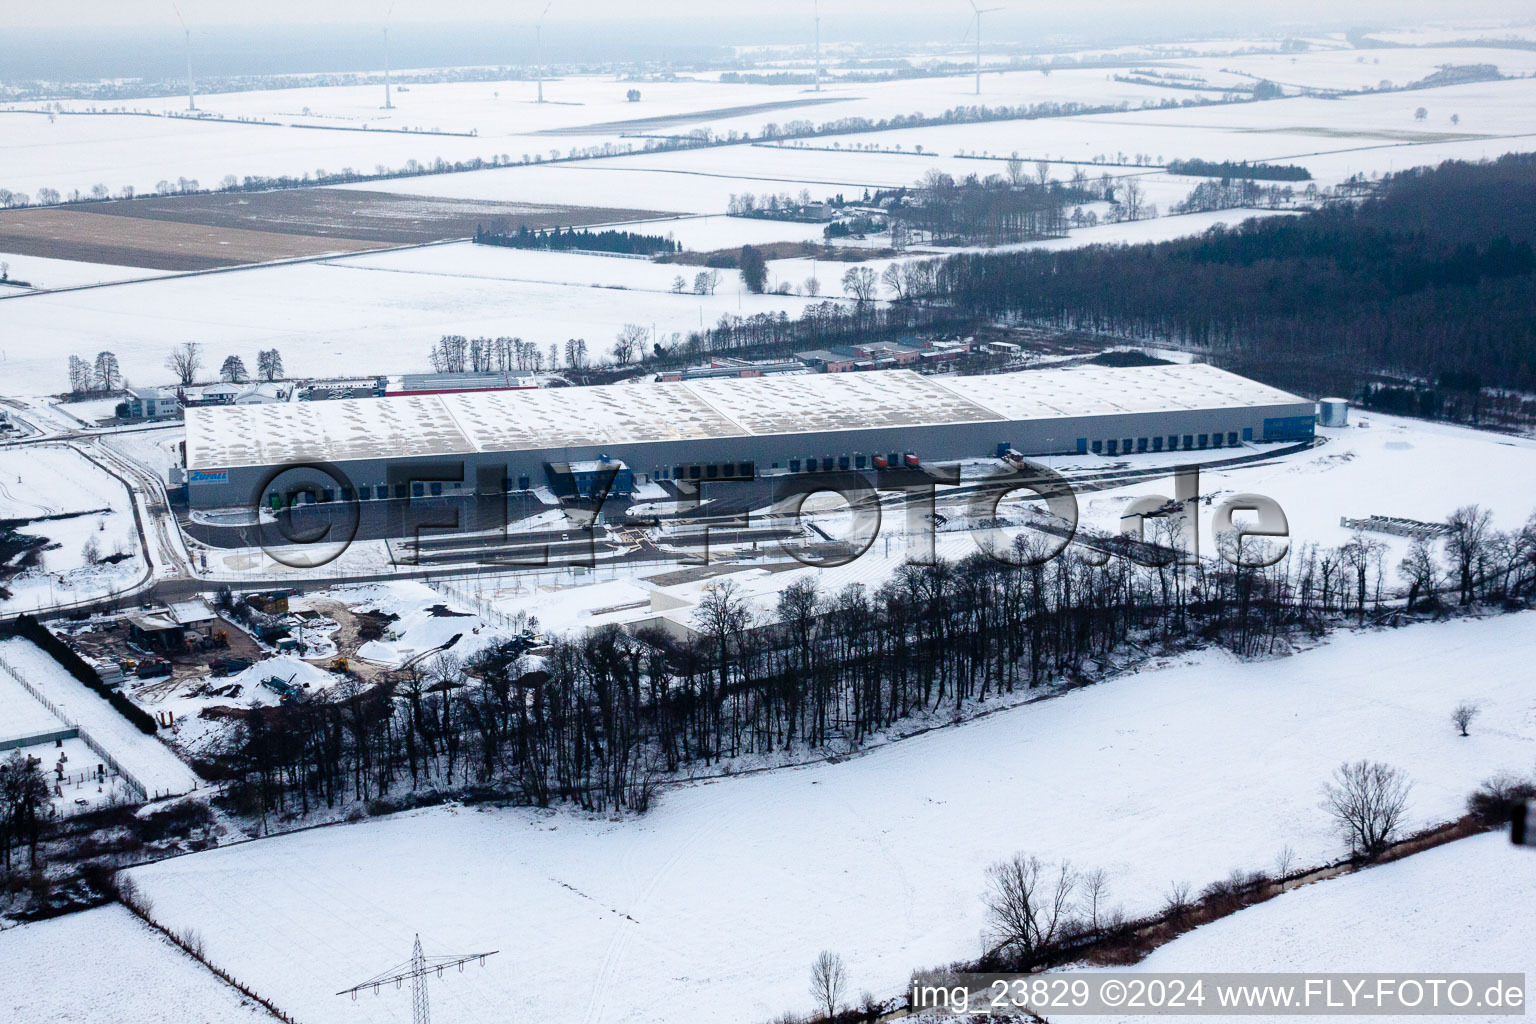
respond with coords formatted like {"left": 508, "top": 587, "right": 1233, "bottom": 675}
{"left": 165, "top": 341, "right": 202, "bottom": 385}
{"left": 256, "top": 348, "right": 284, "bottom": 382}
{"left": 67, "top": 354, "right": 93, "bottom": 395}
{"left": 1274, "top": 844, "right": 1296, "bottom": 890}
{"left": 0, "top": 750, "right": 51, "bottom": 873}
{"left": 1078, "top": 867, "right": 1111, "bottom": 935}
{"left": 841, "top": 266, "right": 877, "bottom": 304}
{"left": 93, "top": 351, "right": 122, "bottom": 392}
{"left": 1341, "top": 531, "right": 1385, "bottom": 621}
{"left": 1004, "top": 154, "right": 1025, "bottom": 186}
{"left": 1163, "top": 880, "right": 1193, "bottom": 922}
{"left": 1397, "top": 539, "right": 1438, "bottom": 609}
{"left": 1444, "top": 505, "right": 1492, "bottom": 605}
{"left": 901, "top": 260, "right": 936, "bottom": 301}
{"left": 803, "top": 275, "right": 821, "bottom": 297}
{"left": 984, "top": 854, "right": 1077, "bottom": 961}
{"left": 1451, "top": 702, "right": 1481, "bottom": 737}
{"left": 809, "top": 950, "right": 846, "bottom": 1020}
{"left": 1121, "top": 177, "right": 1145, "bottom": 221}
{"left": 881, "top": 262, "right": 906, "bottom": 301}
{"left": 613, "top": 324, "right": 647, "bottom": 367}
{"left": 1322, "top": 760, "right": 1412, "bottom": 859}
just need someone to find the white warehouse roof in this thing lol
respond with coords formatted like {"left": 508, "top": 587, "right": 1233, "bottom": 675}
{"left": 183, "top": 364, "right": 1307, "bottom": 471}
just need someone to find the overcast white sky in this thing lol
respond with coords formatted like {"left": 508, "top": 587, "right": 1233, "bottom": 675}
{"left": 17, "top": 0, "right": 1533, "bottom": 29}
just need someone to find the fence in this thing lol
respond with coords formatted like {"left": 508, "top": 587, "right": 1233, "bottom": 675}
{"left": 0, "top": 727, "right": 79, "bottom": 752}
{"left": 0, "top": 651, "right": 149, "bottom": 803}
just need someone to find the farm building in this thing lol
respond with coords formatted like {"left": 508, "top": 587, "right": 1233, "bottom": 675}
{"left": 176, "top": 364, "right": 1316, "bottom": 511}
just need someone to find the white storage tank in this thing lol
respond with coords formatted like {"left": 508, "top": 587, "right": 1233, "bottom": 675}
{"left": 1318, "top": 397, "right": 1349, "bottom": 427}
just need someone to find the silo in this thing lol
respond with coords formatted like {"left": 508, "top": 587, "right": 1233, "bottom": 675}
{"left": 1318, "top": 398, "right": 1349, "bottom": 428}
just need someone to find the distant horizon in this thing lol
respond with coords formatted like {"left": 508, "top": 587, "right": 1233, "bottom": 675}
{"left": 6, "top": 13, "right": 1527, "bottom": 85}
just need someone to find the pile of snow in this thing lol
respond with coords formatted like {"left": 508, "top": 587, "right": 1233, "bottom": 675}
{"left": 225, "top": 655, "right": 340, "bottom": 705}
{"left": 333, "top": 581, "right": 513, "bottom": 668}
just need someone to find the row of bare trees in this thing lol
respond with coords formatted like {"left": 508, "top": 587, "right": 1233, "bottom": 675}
{"left": 217, "top": 504, "right": 1536, "bottom": 819}
{"left": 66, "top": 345, "right": 283, "bottom": 395}
{"left": 426, "top": 334, "right": 581, "bottom": 374}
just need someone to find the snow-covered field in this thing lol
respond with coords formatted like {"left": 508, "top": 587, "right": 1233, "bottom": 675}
{"left": 0, "top": 108, "right": 505, "bottom": 201}
{"left": 0, "top": 251, "right": 173, "bottom": 290}
{"left": 0, "top": 444, "right": 144, "bottom": 613}
{"left": 335, "top": 157, "right": 880, "bottom": 213}
{"left": 2, "top": 41, "right": 1533, "bottom": 399}
{"left": 797, "top": 75, "right": 1536, "bottom": 186}
{"left": 1081, "top": 832, "right": 1536, "bottom": 1024}
{"left": 0, "top": 661, "right": 68, "bottom": 744}
{"left": 0, "top": 903, "right": 277, "bottom": 1023}
{"left": 125, "top": 610, "right": 1536, "bottom": 1024}
{"left": 0, "top": 246, "right": 825, "bottom": 395}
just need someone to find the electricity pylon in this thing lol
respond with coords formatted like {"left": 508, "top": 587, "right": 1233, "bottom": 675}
{"left": 337, "top": 934, "right": 498, "bottom": 1024}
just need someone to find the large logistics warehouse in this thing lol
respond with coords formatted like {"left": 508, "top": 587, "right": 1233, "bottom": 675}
{"left": 177, "top": 363, "right": 1317, "bottom": 510}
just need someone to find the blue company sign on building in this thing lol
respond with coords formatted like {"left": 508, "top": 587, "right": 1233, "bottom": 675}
{"left": 188, "top": 469, "right": 229, "bottom": 485}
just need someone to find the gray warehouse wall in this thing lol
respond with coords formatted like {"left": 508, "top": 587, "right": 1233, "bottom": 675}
{"left": 186, "top": 400, "right": 1315, "bottom": 510}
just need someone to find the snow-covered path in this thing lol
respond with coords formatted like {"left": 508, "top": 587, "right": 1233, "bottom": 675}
{"left": 0, "top": 638, "right": 201, "bottom": 798}
{"left": 127, "top": 612, "right": 1536, "bottom": 1024}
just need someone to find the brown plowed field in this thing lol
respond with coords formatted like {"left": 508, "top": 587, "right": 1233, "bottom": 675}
{"left": 0, "top": 189, "right": 674, "bottom": 272}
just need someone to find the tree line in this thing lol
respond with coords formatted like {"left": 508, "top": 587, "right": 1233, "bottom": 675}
{"left": 65, "top": 345, "right": 284, "bottom": 397}
{"left": 919, "top": 154, "right": 1536, "bottom": 402}
{"left": 210, "top": 502, "right": 1536, "bottom": 820}
{"left": 1166, "top": 159, "right": 1311, "bottom": 181}
{"left": 474, "top": 224, "right": 680, "bottom": 255}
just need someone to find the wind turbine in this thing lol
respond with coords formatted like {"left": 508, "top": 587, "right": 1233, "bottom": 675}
{"left": 535, "top": 1, "right": 553, "bottom": 103}
{"left": 813, "top": 0, "right": 821, "bottom": 92}
{"left": 967, "top": 0, "right": 1001, "bottom": 96}
{"left": 170, "top": 2, "right": 196, "bottom": 110}
{"left": 382, "top": 2, "right": 396, "bottom": 109}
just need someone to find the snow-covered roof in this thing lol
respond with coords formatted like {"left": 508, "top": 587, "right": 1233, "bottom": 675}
{"left": 168, "top": 599, "right": 216, "bottom": 625}
{"left": 183, "top": 364, "right": 1309, "bottom": 471}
